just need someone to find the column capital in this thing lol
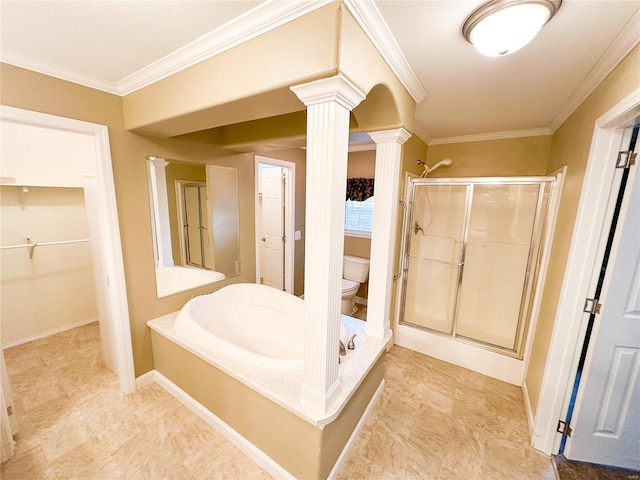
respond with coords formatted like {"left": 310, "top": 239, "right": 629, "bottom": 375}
{"left": 147, "top": 156, "right": 169, "bottom": 168}
{"left": 368, "top": 128, "right": 411, "bottom": 145}
{"left": 291, "top": 74, "right": 366, "bottom": 111}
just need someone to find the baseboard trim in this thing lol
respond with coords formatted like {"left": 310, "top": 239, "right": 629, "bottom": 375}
{"left": 522, "top": 379, "right": 536, "bottom": 441}
{"left": 328, "top": 378, "right": 384, "bottom": 479}
{"left": 151, "top": 370, "right": 295, "bottom": 480}
{"left": 143, "top": 369, "right": 382, "bottom": 480}
{"left": 135, "top": 370, "right": 156, "bottom": 389}
{"left": 1, "top": 317, "right": 98, "bottom": 349}
{"left": 355, "top": 296, "right": 368, "bottom": 306}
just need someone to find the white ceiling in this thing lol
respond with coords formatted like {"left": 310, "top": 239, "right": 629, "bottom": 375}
{"left": 1, "top": 0, "right": 639, "bottom": 143}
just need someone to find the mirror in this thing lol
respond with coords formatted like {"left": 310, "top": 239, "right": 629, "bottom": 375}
{"left": 147, "top": 157, "right": 240, "bottom": 297}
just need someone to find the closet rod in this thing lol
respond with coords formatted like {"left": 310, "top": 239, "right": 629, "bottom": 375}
{"left": 0, "top": 238, "right": 90, "bottom": 259}
{"left": 0, "top": 239, "right": 90, "bottom": 250}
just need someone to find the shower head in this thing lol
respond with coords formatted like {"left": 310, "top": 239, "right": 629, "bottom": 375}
{"left": 421, "top": 158, "right": 453, "bottom": 177}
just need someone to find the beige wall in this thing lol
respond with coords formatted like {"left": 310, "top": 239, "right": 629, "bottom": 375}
{"left": 0, "top": 64, "right": 256, "bottom": 376}
{"left": 425, "top": 135, "right": 552, "bottom": 178}
{"left": 0, "top": 186, "right": 97, "bottom": 344}
{"left": 122, "top": 3, "right": 341, "bottom": 136}
{"left": 525, "top": 44, "right": 640, "bottom": 414}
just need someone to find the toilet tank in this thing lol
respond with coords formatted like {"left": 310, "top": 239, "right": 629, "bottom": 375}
{"left": 343, "top": 255, "right": 370, "bottom": 283}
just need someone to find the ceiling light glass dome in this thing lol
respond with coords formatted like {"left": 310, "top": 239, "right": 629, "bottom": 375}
{"left": 463, "top": 0, "right": 562, "bottom": 57}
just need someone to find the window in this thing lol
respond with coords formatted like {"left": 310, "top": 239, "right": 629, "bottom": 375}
{"left": 345, "top": 196, "right": 374, "bottom": 236}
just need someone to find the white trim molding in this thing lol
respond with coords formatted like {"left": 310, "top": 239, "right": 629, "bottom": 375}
{"left": 0, "top": 106, "right": 136, "bottom": 394}
{"left": 429, "top": 127, "right": 553, "bottom": 145}
{"left": 0, "top": 49, "right": 121, "bottom": 95}
{"left": 117, "top": 0, "right": 333, "bottom": 95}
{"left": 0, "top": 1, "right": 333, "bottom": 97}
{"left": 343, "top": 0, "right": 427, "bottom": 104}
{"left": 531, "top": 87, "right": 640, "bottom": 455}
{"left": 549, "top": 9, "right": 640, "bottom": 132}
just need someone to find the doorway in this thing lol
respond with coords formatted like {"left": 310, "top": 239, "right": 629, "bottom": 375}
{"left": 254, "top": 156, "right": 295, "bottom": 293}
{"left": 532, "top": 88, "right": 640, "bottom": 462}
{"left": 0, "top": 106, "right": 134, "bottom": 394}
{"left": 560, "top": 124, "right": 639, "bottom": 470}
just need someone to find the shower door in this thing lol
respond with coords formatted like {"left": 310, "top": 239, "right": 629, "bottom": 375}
{"left": 399, "top": 177, "right": 552, "bottom": 357}
{"left": 181, "top": 183, "right": 212, "bottom": 270}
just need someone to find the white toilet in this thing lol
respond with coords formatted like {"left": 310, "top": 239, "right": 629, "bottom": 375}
{"left": 341, "top": 255, "right": 370, "bottom": 316}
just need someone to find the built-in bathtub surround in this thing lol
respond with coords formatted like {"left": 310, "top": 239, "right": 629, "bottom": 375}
{"left": 148, "top": 300, "right": 387, "bottom": 479}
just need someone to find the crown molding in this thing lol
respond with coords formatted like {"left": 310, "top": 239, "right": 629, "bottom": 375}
{"left": 343, "top": 0, "right": 428, "bottom": 104}
{"left": 428, "top": 127, "right": 553, "bottom": 145}
{"left": 0, "top": 49, "right": 120, "bottom": 95}
{"left": 412, "top": 123, "right": 432, "bottom": 146}
{"left": 1, "top": 0, "right": 333, "bottom": 97}
{"left": 549, "top": 8, "right": 640, "bottom": 131}
{"left": 117, "top": 0, "right": 333, "bottom": 95}
{"left": 348, "top": 142, "right": 376, "bottom": 152}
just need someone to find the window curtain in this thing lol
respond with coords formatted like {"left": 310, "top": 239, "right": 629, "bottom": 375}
{"left": 346, "top": 178, "right": 374, "bottom": 201}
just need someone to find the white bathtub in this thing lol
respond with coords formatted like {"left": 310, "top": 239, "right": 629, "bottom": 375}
{"left": 174, "top": 283, "right": 347, "bottom": 370}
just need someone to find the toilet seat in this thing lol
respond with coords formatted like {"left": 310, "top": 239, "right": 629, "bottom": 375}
{"left": 342, "top": 278, "right": 359, "bottom": 295}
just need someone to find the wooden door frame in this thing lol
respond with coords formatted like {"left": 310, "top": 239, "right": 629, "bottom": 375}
{"left": 254, "top": 155, "right": 295, "bottom": 294}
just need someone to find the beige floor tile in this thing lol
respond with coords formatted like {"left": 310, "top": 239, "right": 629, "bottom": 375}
{"left": 0, "top": 444, "right": 57, "bottom": 480}
{"left": 485, "top": 437, "right": 528, "bottom": 480}
{"left": 4, "top": 325, "right": 566, "bottom": 480}
{"left": 95, "top": 415, "right": 148, "bottom": 454}
{"left": 166, "top": 417, "right": 218, "bottom": 462}
{"left": 50, "top": 436, "right": 122, "bottom": 480}
{"left": 401, "top": 441, "right": 443, "bottom": 479}
{"left": 524, "top": 445, "right": 556, "bottom": 480}
{"left": 408, "top": 406, "right": 450, "bottom": 456}
{"left": 26, "top": 393, "right": 77, "bottom": 430}
{"left": 181, "top": 435, "right": 233, "bottom": 479}
{"left": 146, "top": 403, "right": 200, "bottom": 440}
{"left": 362, "top": 421, "right": 406, "bottom": 473}
{"left": 38, "top": 414, "right": 96, "bottom": 462}
{"left": 111, "top": 428, "right": 192, "bottom": 480}
{"left": 212, "top": 446, "right": 265, "bottom": 480}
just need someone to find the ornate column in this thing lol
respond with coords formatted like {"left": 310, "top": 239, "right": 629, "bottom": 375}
{"left": 291, "top": 75, "right": 365, "bottom": 412}
{"left": 366, "top": 129, "right": 411, "bottom": 339}
{"left": 146, "top": 156, "right": 174, "bottom": 268}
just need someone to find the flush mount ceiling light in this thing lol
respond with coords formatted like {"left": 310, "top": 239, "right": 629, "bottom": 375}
{"left": 462, "top": 0, "right": 561, "bottom": 57}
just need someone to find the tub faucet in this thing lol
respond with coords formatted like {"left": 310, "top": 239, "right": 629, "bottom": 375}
{"left": 339, "top": 340, "right": 346, "bottom": 356}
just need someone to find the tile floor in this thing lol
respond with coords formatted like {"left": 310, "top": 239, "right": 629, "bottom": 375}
{"left": 2, "top": 321, "right": 557, "bottom": 479}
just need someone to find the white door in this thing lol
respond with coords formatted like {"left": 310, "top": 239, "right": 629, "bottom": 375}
{"left": 260, "top": 166, "right": 285, "bottom": 289}
{"left": 564, "top": 130, "right": 639, "bottom": 470}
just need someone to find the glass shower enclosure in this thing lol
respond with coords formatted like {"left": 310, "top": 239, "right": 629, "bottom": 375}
{"left": 398, "top": 176, "right": 555, "bottom": 358}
